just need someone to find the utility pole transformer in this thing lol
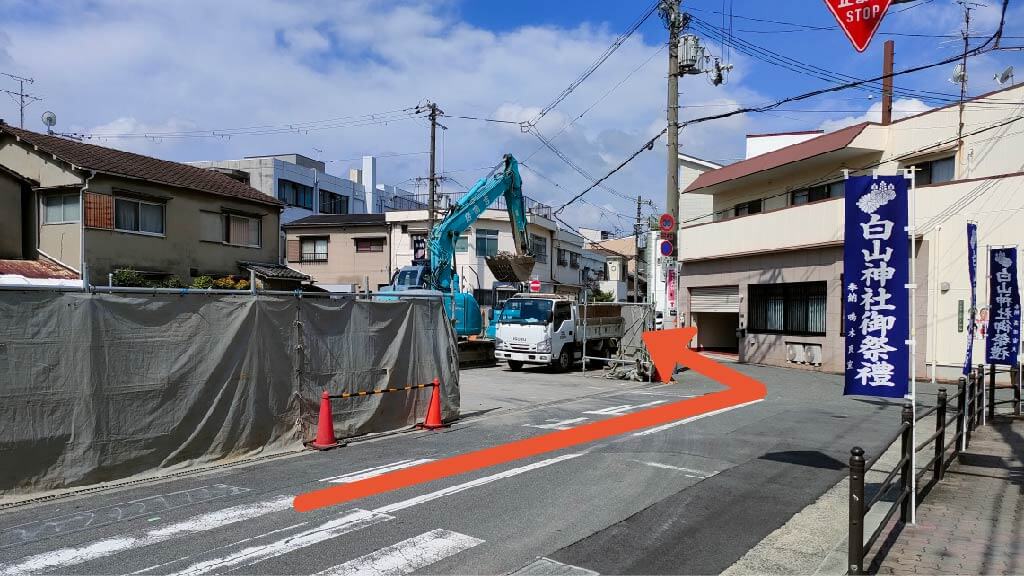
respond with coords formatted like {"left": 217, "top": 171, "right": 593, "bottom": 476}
{"left": 660, "top": 0, "right": 682, "bottom": 256}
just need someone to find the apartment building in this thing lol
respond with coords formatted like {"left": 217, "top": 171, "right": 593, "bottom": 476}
{"left": 283, "top": 213, "right": 391, "bottom": 292}
{"left": 0, "top": 122, "right": 299, "bottom": 288}
{"left": 678, "top": 83, "right": 1024, "bottom": 377}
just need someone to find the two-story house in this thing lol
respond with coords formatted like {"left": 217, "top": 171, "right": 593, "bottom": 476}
{"left": 0, "top": 123, "right": 303, "bottom": 289}
{"left": 678, "top": 83, "right": 1024, "bottom": 377}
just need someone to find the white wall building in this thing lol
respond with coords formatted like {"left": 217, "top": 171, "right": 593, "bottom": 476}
{"left": 678, "top": 83, "right": 1024, "bottom": 378}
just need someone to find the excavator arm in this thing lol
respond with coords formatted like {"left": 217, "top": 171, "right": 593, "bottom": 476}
{"left": 428, "top": 154, "right": 534, "bottom": 291}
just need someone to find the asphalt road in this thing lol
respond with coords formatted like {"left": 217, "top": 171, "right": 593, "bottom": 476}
{"left": 0, "top": 361, "right": 907, "bottom": 575}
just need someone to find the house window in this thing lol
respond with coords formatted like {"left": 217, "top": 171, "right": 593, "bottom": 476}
{"left": 454, "top": 235, "right": 469, "bottom": 253}
{"left": 114, "top": 197, "right": 165, "bottom": 235}
{"left": 199, "top": 210, "right": 223, "bottom": 242}
{"left": 277, "top": 179, "right": 314, "bottom": 209}
{"left": 733, "top": 199, "right": 762, "bottom": 217}
{"left": 476, "top": 229, "right": 498, "bottom": 257}
{"left": 748, "top": 282, "right": 827, "bottom": 336}
{"left": 301, "top": 237, "right": 328, "bottom": 261}
{"left": 224, "top": 214, "right": 261, "bottom": 247}
{"left": 570, "top": 252, "right": 581, "bottom": 269}
{"left": 319, "top": 190, "right": 349, "bottom": 215}
{"left": 557, "top": 249, "right": 569, "bottom": 266}
{"left": 355, "top": 238, "right": 385, "bottom": 253}
{"left": 530, "top": 233, "right": 548, "bottom": 264}
{"left": 411, "top": 233, "right": 427, "bottom": 260}
{"left": 43, "top": 193, "right": 80, "bottom": 224}
{"left": 912, "top": 156, "right": 955, "bottom": 186}
{"left": 790, "top": 181, "right": 843, "bottom": 206}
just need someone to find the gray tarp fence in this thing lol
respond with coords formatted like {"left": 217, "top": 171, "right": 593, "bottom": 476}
{"left": 0, "top": 291, "right": 459, "bottom": 494}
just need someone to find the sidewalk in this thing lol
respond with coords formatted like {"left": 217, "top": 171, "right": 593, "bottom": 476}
{"left": 872, "top": 416, "right": 1024, "bottom": 575}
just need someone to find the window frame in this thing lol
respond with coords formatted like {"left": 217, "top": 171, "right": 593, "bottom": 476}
{"left": 277, "top": 179, "right": 314, "bottom": 210}
{"left": 319, "top": 189, "right": 349, "bottom": 215}
{"left": 557, "top": 248, "right": 569, "bottom": 267}
{"left": 114, "top": 196, "right": 166, "bottom": 237}
{"left": 300, "top": 236, "right": 329, "bottom": 261}
{"left": 569, "top": 252, "right": 581, "bottom": 269}
{"left": 530, "top": 233, "right": 548, "bottom": 264}
{"left": 354, "top": 237, "right": 385, "bottom": 253}
{"left": 733, "top": 199, "right": 763, "bottom": 217}
{"left": 223, "top": 213, "right": 262, "bottom": 248}
{"left": 42, "top": 193, "right": 81, "bottom": 225}
{"left": 454, "top": 234, "right": 469, "bottom": 253}
{"left": 475, "top": 229, "right": 499, "bottom": 257}
{"left": 747, "top": 281, "right": 827, "bottom": 337}
{"left": 910, "top": 155, "right": 956, "bottom": 186}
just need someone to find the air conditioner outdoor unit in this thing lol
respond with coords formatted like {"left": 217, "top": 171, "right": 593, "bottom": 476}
{"left": 804, "top": 344, "right": 822, "bottom": 366}
{"left": 786, "top": 343, "right": 806, "bottom": 364}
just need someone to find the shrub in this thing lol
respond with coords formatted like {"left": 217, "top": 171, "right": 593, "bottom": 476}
{"left": 235, "top": 279, "right": 250, "bottom": 291}
{"left": 212, "top": 276, "right": 238, "bottom": 289}
{"left": 191, "top": 275, "right": 214, "bottom": 289}
{"left": 162, "top": 276, "right": 186, "bottom": 288}
{"left": 112, "top": 268, "right": 147, "bottom": 287}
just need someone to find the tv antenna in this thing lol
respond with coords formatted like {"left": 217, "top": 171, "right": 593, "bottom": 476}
{"left": 1, "top": 72, "right": 42, "bottom": 129}
{"left": 41, "top": 111, "right": 56, "bottom": 134}
{"left": 994, "top": 65, "right": 1015, "bottom": 86}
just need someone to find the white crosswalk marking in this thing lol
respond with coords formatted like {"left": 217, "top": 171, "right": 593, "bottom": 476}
{"left": 315, "top": 529, "right": 482, "bottom": 576}
{"left": 583, "top": 400, "right": 666, "bottom": 415}
{"left": 167, "top": 509, "right": 393, "bottom": 576}
{"left": 523, "top": 417, "right": 589, "bottom": 430}
{"left": 319, "top": 459, "right": 435, "bottom": 483}
{"left": 0, "top": 496, "right": 293, "bottom": 576}
{"left": 631, "top": 460, "right": 713, "bottom": 477}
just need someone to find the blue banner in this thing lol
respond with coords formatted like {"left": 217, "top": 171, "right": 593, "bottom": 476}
{"left": 985, "top": 248, "right": 1020, "bottom": 366}
{"left": 844, "top": 176, "right": 910, "bottom": 398}
{"left": 963, "top": 223, "right": 978, "bottom": 375}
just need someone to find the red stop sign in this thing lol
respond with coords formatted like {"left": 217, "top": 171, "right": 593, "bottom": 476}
{"left": 823, "top": 0, "right": 892, "bottom": 53}
{"left": 529, "top": 279, "right": 541, "bottom": 292}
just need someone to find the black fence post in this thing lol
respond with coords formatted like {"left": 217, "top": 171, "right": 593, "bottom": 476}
{"left": 956, "top": 377, "right": 966, "bottom": 457}
{"left": 976, "top": 364, "right": 985, "bottom": 428}
{"left": 967, "top": 370, "right": 976, "bottom": 440}
{"left": 1013, "top": 364, "right": 1021, "bottom": 416}
{"left": 849, "top": 446, "right": 866, "bottom": 576}
{"left": 900, "top": 403, "right": 913, "bottom": 523}
{"left": 989, "top": 363, "right": 997, "bottom": 421}
{"left": 935, "top": 388, "right": 947, "bottom": 481}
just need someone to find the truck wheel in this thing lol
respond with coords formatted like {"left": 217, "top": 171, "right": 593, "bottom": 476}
{"left": 555, "top": 347, "right": 573, "bottom": 372}
{"left": 507, "top": 360, "right": 524, "bottom": 371}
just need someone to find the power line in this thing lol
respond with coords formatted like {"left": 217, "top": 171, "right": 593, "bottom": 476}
{"left": 554, "top": 0, "right": 1009, "bottom": 215}
{"left": 528, "top": 0, "right": 660, "bottom": 127}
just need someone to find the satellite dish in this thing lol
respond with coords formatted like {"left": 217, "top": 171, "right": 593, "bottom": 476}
{"left": 41, "top": 111, "right": 56, "bottom": 128}
{"left": 994, "top": 65, "right": 1015, "bottom": 86}
{"left": 950, "top": 63, "right": 967, "bottom": 85}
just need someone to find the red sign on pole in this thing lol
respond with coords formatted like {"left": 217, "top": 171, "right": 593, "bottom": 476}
{"left": 823, "top": 0, "right": 892, "bottom": 53}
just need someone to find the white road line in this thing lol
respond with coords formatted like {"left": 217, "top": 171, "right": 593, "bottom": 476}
{"left": 583, "top": 400, "right": 666, "bottom": 416}
{"left": 132, "top": 523, "right": 307, "bottom": 574}
{"left": 621, "top": 390, "right": 697, "bottom": 398}
{"left": 167, "top": 509, "right": 392, "bottom": 576}
{"left": 315, "top": 529, "right": 482, "bottom": 576}
{"left": 512, "top": 557, "right": 599, "bottom": 575}
{"left": 631, "top": 460, "right": 714, "bottom": 477}
{"left": 632, "top": 399, "right": 763, "bottom": 436}
{"left": 523, "top": 417, "right": 589, "bottom": 430}
{"left": 320, "top": 459, "right": 435, "bottom": 483}
{"left": 0, "top": 496, "right": 293, "bottom": 576}
{"left": 375, "top": 453, "right": 585, "bottom": 514}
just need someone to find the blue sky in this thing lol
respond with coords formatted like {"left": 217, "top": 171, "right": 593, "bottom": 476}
{"left": 0, "top": 0, "right": 1020, "bottom": 230}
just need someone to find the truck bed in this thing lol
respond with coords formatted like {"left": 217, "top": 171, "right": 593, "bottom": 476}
{"left": 579, "top": 316, "right": 624, "bottom": 341}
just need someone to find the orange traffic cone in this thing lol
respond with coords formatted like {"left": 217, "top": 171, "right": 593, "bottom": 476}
{"left": 311, "top": 391, "right": 341, "bottom": 450}
{"left": 419, "top": 378, "right": 445, "bottom": 430}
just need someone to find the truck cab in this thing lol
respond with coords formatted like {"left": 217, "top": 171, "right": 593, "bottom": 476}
{"left": 493, "top": 294, "right": 580, "bottom": 371}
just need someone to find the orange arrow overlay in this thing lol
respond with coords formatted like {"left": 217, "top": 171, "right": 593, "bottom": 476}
{"left": 293, "top": 327, "right": 766, "bottom": 513}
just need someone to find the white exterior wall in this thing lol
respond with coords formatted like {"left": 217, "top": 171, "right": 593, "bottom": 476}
{"left": 745, "top": 132, "right": 824, "bottom": 159}
{"left": 385, "top": 209, "right": 558, "bottom": 292}
{"left": 679, "top": 84, "right": 1024, "bottom": 374}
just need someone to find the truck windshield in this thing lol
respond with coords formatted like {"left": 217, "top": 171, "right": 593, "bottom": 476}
{"left": 392, "top": 269, "right": 421, "bottom": 288}
{"left": 498, "top": 299, "right": 551, "bottom": 325}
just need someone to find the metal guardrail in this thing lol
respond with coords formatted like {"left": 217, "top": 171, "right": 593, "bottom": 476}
{"left": 849, "top": 361, "right": 1022, "bottom": 574}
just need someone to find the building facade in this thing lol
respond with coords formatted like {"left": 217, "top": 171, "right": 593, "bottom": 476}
{"left": 677, "top": 84, "right": 1024, "bottom": 378}
{"left": 0, "top": 123, "right": 289, "bottom": 287}
{"left": 283, "top": 213, "right": 391, "bottom": 292}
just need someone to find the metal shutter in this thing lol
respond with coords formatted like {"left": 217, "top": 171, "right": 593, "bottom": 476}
{"left": 689, "top": 286, "right": 739, "bottom": 313}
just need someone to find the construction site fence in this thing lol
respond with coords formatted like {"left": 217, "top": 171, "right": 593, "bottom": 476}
{"left": 0, "top": 287, "right": 459, "bottom": 495}
{"left": 580, "top": 302, "right": 654, "bottom": 382}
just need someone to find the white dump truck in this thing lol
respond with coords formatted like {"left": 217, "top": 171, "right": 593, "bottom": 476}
{"left": 493, "top": 293, "right": 624, "bottom": 371}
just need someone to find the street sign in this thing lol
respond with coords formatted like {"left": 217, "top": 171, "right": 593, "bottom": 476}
{"left": 529, "top": 279, "right": 541, "bottom": 292}
{"left": 659, "top": 213, "right": 675, "bottom": 232}
{"left": 823, "top": 0, "right": 892, "bottom": 53}
{"left": 659, "top": 240, "right": 673, "bottom": 257}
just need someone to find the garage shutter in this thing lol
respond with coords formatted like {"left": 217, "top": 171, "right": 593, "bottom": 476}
{"left": 690, "top": 286, "right": 739, "bottom": 313}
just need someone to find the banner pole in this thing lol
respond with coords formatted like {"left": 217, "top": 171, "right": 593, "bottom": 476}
{"left": 984, "top": 245, "right": 991, "bottom": 427}
{"left": 904, "top": 167, "right": 917, "bottom": 526}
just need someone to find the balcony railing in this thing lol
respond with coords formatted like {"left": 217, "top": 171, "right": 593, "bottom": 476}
{"left": 396, "top": 192, "right": 553, "bottom": 220}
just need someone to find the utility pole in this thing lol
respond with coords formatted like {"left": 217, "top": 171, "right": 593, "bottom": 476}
{"left": 660, "top": 0, "right": 682, "bottom": 252}
{"left": 955, "top": 2, "right": 976, "bottom": 178}
{"left": 881, "top": 40, "right": 895, "bottom": 125}
{"left": 1, "top": 72, "right": 41, "bottom": 128}
{"left": 416, "top": 101, "right": 444, "bottom": 259}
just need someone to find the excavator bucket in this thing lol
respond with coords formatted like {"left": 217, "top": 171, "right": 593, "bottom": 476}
{"left": 485, "top": 252, "right": 536, "bottom": 283}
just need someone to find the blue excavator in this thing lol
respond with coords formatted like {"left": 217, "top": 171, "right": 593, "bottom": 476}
{"left": 385, "top": 154, "right": 536, "bottom": 365}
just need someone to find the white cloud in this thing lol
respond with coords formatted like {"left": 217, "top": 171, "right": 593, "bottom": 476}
{"left": 817, "top": 98, "right": 932, "bottom": 132}
{"left": 0, "top": 0, "right": 775, "bottom": 229}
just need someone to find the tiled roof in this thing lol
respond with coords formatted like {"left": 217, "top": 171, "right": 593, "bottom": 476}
{"left": 238, "top": 261, "right": 309, "bottom": 281}
{"left": 685, "top": 122, "right": 870, "bottom": 193}
{"left": 0, "top": 257, "right": 79, "bottom": 279}
{"left": 0, "top": 123, "right": 282, "bottom": 207}
{"left": 284, "top": 213, "right": 386, "bottom": 227}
